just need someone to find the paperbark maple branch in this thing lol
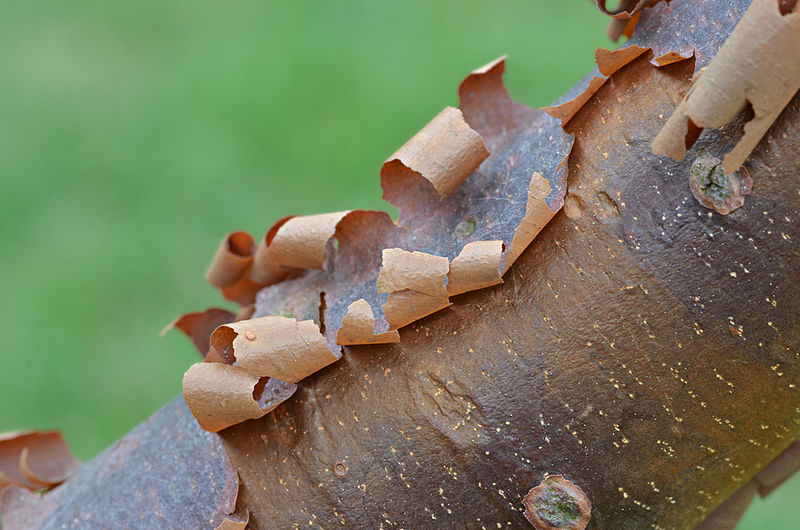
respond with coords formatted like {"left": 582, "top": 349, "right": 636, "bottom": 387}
{"left": 2, "top": 1, "right": 799, "bottom": 529}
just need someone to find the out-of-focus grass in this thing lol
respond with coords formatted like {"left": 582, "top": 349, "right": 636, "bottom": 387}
{"left": 0, "top": 1, "right": 795, "bottom": 527}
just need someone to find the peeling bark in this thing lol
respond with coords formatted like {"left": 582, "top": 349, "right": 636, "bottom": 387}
{"left": 2, "top": 0, "right": 799, "bottom": 528}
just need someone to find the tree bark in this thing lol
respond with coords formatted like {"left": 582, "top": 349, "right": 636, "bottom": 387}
{"left": 3, "top": 0, "right": 798, "bottom": 528}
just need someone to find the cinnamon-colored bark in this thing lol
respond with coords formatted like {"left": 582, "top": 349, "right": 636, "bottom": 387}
{"left": 3, "top": 1, "right": 798, "bottom": 528}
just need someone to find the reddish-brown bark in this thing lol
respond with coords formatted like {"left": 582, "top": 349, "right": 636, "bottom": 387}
{"left": 2, "top": 0, "right": 798, "bottom": 528}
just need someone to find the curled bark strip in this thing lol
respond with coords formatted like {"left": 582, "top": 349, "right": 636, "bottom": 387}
{"left": 201, "top": 230, "right": 271, "bottom": 306}
{"left": 268, "top": 211, "right": 351, "bottom": 270}
{"left": 522, "top": 475, "right": 591, "bottom": 530}
{"left": 607, "top": 12, "right": 640, "bottom": 42}
{"left": 19, "top": 447, "right": 73, "bottom": 488}
{"left": 595, "top": 0, "right": 651, "bottom": 19}
{"left": 183, "top": 363, "right": 296, "bottom": 432}
{"left": 754, "top": 440, "right": 800, "bottom": 498}
{"left": 205, "top": 231, "right": 256, "bottom": 288}
{"left": 0, "top": 431, "right": 79, "bottom": 491}
{"left": 249, "top": 215, "right": 295, "bottom": 284}
{"left": 447, "top": 240, "right": 503, "bottom": 296}
{"left": 377, "top": 248, "right": 450, "bottom": 297}
{"left": 504, "top": 172, "right": 557, "bottom": 273}
{"left": 381, "top": 106, "right": 489, "bottom": 205}
{"left": 161, "top": 307, "right": 236, "bottom": 358}
{"left": 336, "top": 298, "right": 400, "bottom": 345}
{"left": 544, "top": 45, "right": 671, "bottom": 127}
{"left": 602, "top": 0, "right": 669, "bottom": 42}
{"left": 382, "top": 290, "right": 452, "bottom": 330}
{"left": 209, "top": 315, "right": 340, "bottom": 383}
{"left": 652, "top": 0, "right": 800, "bottom": 173}
{"left": 219, "top": 212, "right": 354, "bottom": 306}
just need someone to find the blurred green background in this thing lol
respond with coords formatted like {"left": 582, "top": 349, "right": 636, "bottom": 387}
{"left": 0, "top": 1, "right": 795, "bottom": 526}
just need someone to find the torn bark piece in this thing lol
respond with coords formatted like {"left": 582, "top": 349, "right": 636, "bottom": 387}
{"left": 543, "top": 46, "right": 650, "bottom": 127}
{"left": 652, "top": 0, "right": 800, "bottom": 173}
{"left": 607, "top": 12, "right": 640, "bottom": 42}
{"left": 595, "top": 0, "right": 650, "bottom": 18}
{"left": 447, "top": 240, "right": 503, "bottom": 296}
{"left": 183, "top": 363, "right": 296, "bottom": 432}
{"left": 381, "top": 107, "right": 489, "bottom": 206}
{"left": 458, "top": 55, "right": 573, "bottom": 208}
{"left": 503, "top": 172, "right": 557, "bottom": 273}
{"left": 0, "top": 431, "right": 79, "bottom": 490}
{"left": 161, "top": 307, "right": 236, "bottom": 358}
{"left": 336, "top": 299, "right": 400, "bottom": 345}
{"left": 603, "top": 0, "right": 672, "bottom": 41}
{"left": 754, "top": 440, "right": 800, "bottom": 498}
{"left": 249, "top": 215, "right": 295, "bottom": 284}
{"left": 689, "top": 151, "right": 752, "bottom": 214}
{"left": 542, "top": 77, "right": 607, "bottom": 127}
{"left": 205, "top": 231, "right": 256, "bottom": 288}
{"left": 215, "top": 511, "right": 250, "bottom": 530}
{"left": 209, "top": 315, "right": 340, "bottom": 383}
{"left": 652, "top": 51, "right": 691, "bottom": 67}
{"left": 377, "top": 248, "right": 449, "bottom": 297}
{"left": 268, "top": 211, "right": 350, "bottom": 270}
{"left": 382, "top": 290, "right": 451, "bottom": 330}
{"left": 595, "top": 45, "right": 649, "bottom": 76}
{"left": 458, "top": 57, "right": 540, "bottom": 153}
